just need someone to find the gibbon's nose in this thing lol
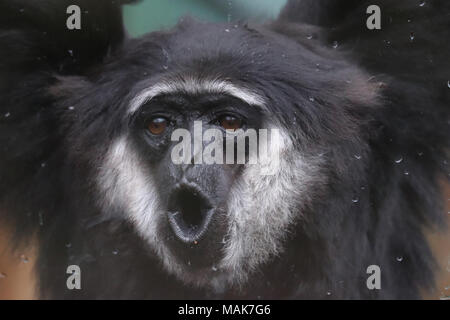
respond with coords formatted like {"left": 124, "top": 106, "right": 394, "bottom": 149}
{"left": 167, "top": 185, "right": 214, "bottom": 243}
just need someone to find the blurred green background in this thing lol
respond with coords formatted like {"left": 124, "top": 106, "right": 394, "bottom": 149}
{"left": 123, "top": 0, "right": 287, "bottom": 37}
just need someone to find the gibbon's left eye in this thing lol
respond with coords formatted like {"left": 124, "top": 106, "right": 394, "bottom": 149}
{"left": 148, "top": 117, "right": 168, "bottom": 135}
{"left": 218, "top": 115, "right": 243, "bottom": 131}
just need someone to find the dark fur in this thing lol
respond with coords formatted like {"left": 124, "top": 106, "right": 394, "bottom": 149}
{"left": 0, "top": 0, "right": 448, "bottom": 299}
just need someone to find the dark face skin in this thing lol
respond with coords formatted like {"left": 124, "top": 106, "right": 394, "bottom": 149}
{"left": 129, "top": 93, "right": 264, "bottom": 268}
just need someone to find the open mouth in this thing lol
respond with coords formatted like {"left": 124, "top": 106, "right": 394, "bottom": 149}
{"left": 167, "top": 185, "right": 214, "bottom": 243}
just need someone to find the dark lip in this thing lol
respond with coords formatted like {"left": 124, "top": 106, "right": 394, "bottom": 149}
{"left": 167, "top": 208, "right": 215, "bottom": 243}
{"left": 162, "top": 202, "right": 228, "bottom": 268}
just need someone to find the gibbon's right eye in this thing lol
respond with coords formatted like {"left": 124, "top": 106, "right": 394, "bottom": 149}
{"left": 148, "top": 117, "right": 168, "bottom": 135}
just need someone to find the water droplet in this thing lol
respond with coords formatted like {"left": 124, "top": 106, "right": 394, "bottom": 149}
{"left": 227, "top": 0, "right": 233, "bottom": 23}
{"left": 68, "top": 50, "right": 73, "bottom": 57}
{"left": 396, "top": 256, "right": 404, "bottom": 262}
{"left": 65, "top": 243, "right": 72, "bottom": 248}
{"left": 409, "top": 33, "right": 415, "bottom": 42}
{"left": 224, "top": 28, "right": 230, "bottom": 33}
{"left": 447, "top": 81, "right": 450, "bottom": 88}
{"left": 19, "top": 8, "right": 25, "bottom": 13}
{"left": 404, "top": 170, "right": 409, "bottom": 176}
{"left": 68, "top": 106, "right": 75, "bottom": 111}
{"left": 332, "top": 41, "right": 339, "bottom": 49}
{"left": 354, "top": 154, "right": 362, "bottom": 160}
{"left": 417, "top": 151, "right": 424, "bottom": 156}
{"left": 306, "top": 34, "right": 313, "bottom": 40}
{"left": 112, "top": 249, "right": 119, "bottom": 255}
{"left": 0, "top": 272, "right": 7, "bottom": 279}
{"left": 38, "top": 212, "right": 44, "bottom": 226}
{"left": 20, "top": 254, "right": 29, "bottom": 263}
{"left": 162, "top": 65, "right": 168, "bottom": 70}
{"left": 419, "top": 1, "right": 426, "bottom": 7}
{"left": 41, "top": 162, "right": 47, "bottom": 168}
{"left": 187, "top": 261, "right": 191, "bottom": 266}
{"left": 326, "top": 291, "right": 332, "bottom": 296}
{"left": 211, "top": 266, "right": 218, "bottom": 272}
{"left": 309, "top": 97, "right": 315, "bottom": 102}
{"left": 352, "top": 197, "right": 359, "bottom": 203}
{"left": 395, "top": 157, "right": 403, "bottom": 164}
{"left": 221, "top": 238, "right": 227, "bottom": 244}
{"left": 384, "top": 39, "right": 391, "bottom": 46}
{"left": 193, "top": 240, "right": 198, "bottom": 245}
{"left": 4, "top": 112, "right": 10, "bottom": 118}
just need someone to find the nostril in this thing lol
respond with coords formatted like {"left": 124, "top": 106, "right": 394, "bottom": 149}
{"left": 167, "top": 185, "right": 213, "bottom": 243}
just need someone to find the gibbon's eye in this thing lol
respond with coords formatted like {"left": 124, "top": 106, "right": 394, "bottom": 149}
{"left": 148, "top": 117, "right": 168, "bottom": 135}
{"left": 218, "top": 115, "right": 243, "bottom": 131}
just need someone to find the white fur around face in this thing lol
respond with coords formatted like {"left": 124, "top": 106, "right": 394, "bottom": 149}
{"left": 97, "top": 136, "right": 159, "bottom": 243}
{"left": 96, "top": 136, "right": 185, "bottom": 278}
{"left": 128, "top": 76, "right": 266, "bottom": 114}
{"left": 219, "top": 128, "right": 323, "bottom": 284}
{"left": 97, "top": 130, "right": 323, "bottom": 288}
{"left": 97, "top": 77, "right": 323, "bottom": 288}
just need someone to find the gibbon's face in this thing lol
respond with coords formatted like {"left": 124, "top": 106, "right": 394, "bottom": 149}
{"left": 61, "top": 19, "right": 379, "bottom": 288}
